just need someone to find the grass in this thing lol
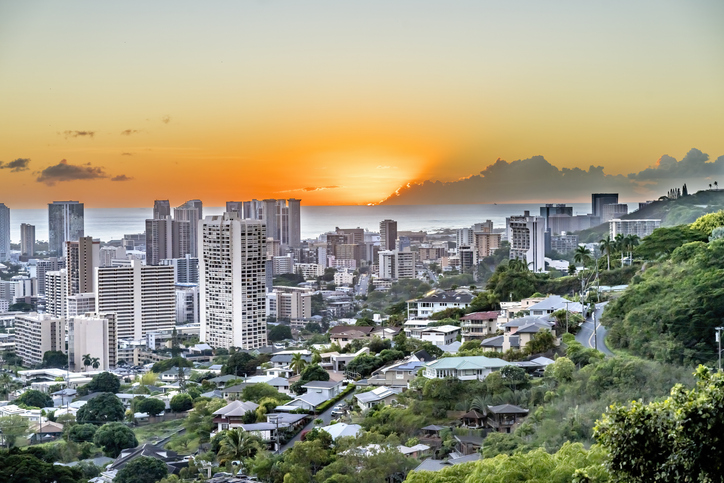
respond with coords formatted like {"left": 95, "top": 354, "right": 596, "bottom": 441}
{"left": 133, "top": 419, "right": 185, "bottom": 444}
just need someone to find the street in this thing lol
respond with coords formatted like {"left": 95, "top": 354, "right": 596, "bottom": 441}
{"left": 575, "top": 302, "right": 614, "bottom": 357}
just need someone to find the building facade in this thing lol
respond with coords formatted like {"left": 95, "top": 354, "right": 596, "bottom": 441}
{"left": 380, "top": 219, "right": 398, "bottom": 251}
{"left": 68, "top": 312, "right": 118, "bottom": 371}
{"left": 14, "top": 313, "right": 64, "bottom": 367}
{"left": 48, "top": 201, "right": 84, "bottom": 256}
{"left": 20, "top": 223, "right": 35, "bottom": 257}
{"left": 506, "top": 211, "right": 545, "bottom": 272}
{"left": 609, "top": 219, "right": 661, "bottom": 239}
{"left": 0, "top": 203, "right": 9, "bottom": 261}
{"left": 199, "top": 213, "right": 267, "bottom": 349}
{"left": 592, "top": 193, "right": 619, "bottom": 219}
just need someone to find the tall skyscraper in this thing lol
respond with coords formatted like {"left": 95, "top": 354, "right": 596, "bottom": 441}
{"left": 226, "top": 201, "right": 244, "bottom": 216}
{"left": 48, "top": 201, "right": 84, "bottom": 256}
{"left": 592, "top": 193, "right": 619, "bottom": 219}
{"left": 66, "top": 237, "right": 100, "bottom": 297}
{"left": 37, "top": 257, "right": 62, "bottom": 295}
{"left": 262, "top": 199, "right": 279, "bottom": 244}
{"left": 20, "top": 223, "right": 35, "bottom": 257}
{"left": 68, "top": 312, "right": 118, "bottom": 371}
{"left": 0, "top": 203, "right": 10, "bottom": 261}
{"left": 288, "top": 198, "right": 301, "bottom": 248}
{"left": 95, "top": 260, "right": 175, "bottom": 340}
{"left": 506, "top": 211, "right": 545, "bottom": 272}
{"left": 160, "top": 254, "right": 199, "bottom": 284}
{"left": 380, "top": 219, "right": 398, "bottom": 251}
{"left": 145, "top": 218, "right": 173, "bottom": 265}
{"left": 174, "top": 200, "right": 203, "bottom": 257}
{"left": 153, "top": 200, "right": 171, "bottom": 219}
{"left": 45, "top": 270, "right": 67, "bottom": 318}
{"left": 199, "top": 213, "right": 267, "bottom": 349}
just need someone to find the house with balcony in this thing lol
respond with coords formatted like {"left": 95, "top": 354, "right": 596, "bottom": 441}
{"left": 212, "top": 400, "right": 259, "bottom": 434}
{"left": 485, "top": 404, "right": 529, "bottom": 433}
{"left": 527, "top": 296, "right": 582, "bottom": 317}
{"left": 329, "top": 325, "right": 375, "bottom": 348}
{"left": 406, "top": 290, "right": 474, "bottom": 319}
{"left": 423, "top": 355, "right": 510, "bottom": 381}
{"left": 460, "top": 311, "right": 499, "bottom": 343}
{"left": 420, "top": 325, "right": 461, "bottom": 347}
{"left": 403, "top": 319, "right": 436, "bottom": 340}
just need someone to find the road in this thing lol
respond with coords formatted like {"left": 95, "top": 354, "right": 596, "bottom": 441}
{"left": 575, "top": 302, "right": 614, "bottom": 357}
{"left": 279, "top": 387, "right": 357, "bottom": 452}
{"left": 356, "top": 274, "right": 369, "bottom": 296}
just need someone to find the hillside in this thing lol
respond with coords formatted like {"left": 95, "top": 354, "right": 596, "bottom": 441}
{"left": 577, "top": 189, "right": 724, "bottom": 242}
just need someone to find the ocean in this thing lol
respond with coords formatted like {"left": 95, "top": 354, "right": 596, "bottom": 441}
{"left": 8, "top": 203, "right": 602, "bottom": 243}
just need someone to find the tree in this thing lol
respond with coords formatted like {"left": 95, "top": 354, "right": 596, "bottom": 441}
{"left": 114, "top": 456, "right": 168, "bottom": 483}
{"left": 85, "top": 371, "right": 121, "bottom": 394}
{"left": 548, "top": 356, "right": 575, "bottom": 383}
{"left": 82, "top": 353, "right": 92, "bottom": 372}
{"left": 93, "top": 422, "right": 138, "bottom": 457}
{"left": 291, "top": 364, "right": 330, "bottom": 394}
{"left": 76, "top": 392, "right": 125, "bottom": 424}
{"left": 268, "top": 324, "right": 292, "bottom": 342}
{"left": 499, "top": 365, "right": 530, "bottom": 391}
{"left": 217, "top": 428, "right": 263, "bottom": 474}
{"left": 289, "top": 353, "right": 308, "bottom": 375}
{"left": 0, "top": 414, "right": 30, "bottom": 447}
{"left": 241, "top": 382, "right": 283, "bottom": 403}
{"left": 0, "top": 450, "right": 82, "bottom": 481}
{"left": 598, "top": 235, "right": 614, "bottom": 271}
{"left": 0, "top": 373, "right": 14, "bottom": 400}
{"left": 524, "top": 330, "right": 556, "bottom": 355}
{"left": 68, "top": 423, "right": 98, "bottom": 443}
{"left": 596, "top": 365, "right": 724, "bottom": 481}
{"left": 634, "top": 225, "right": 707, "bottom": 260}
{"left": 138, "top": 397, "right": 166, "bottom": 417}
{"left": 574, "top": 246, "right": 592, "bottom": 268}
{"left": 16, "top": 389, "right": 53, "bottom": 408}
{"left": 170, "top": 393, "right": 193, "bottom": 412}
{"left": 42, "top": 350, "right": 67, "bottom": 368}
{"left": 91, "top": 357, "right": 100, "bottom": 369}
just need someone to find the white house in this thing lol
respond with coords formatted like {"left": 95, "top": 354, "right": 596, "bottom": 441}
{"left": 407, "top": 290, "right": 474, "bottom": 319}
{"left": 354, "top": 386, "right": 402, "bottom": 410}
{"left": 527, "top": 296, "right": 582, "bottom": 317}
{"left": 423, "top": 356, "right": 511, "bottom": 381}
{"left": 420, "top": 325, "right": 461, "bottom": 347}
{"left": 301, "top": 380, "right": 343, "bottom": 400}
{"left": 277, "top": 392, "right": 329, "bottom": 412}
{"left": 212, "top": 400, "right": 259, "bottom": 434}
{"left": 319, "top": 422, "right": 362, "bottom": 441}
{"left": 403, "top": 319, "right": 436, "bottom": 340}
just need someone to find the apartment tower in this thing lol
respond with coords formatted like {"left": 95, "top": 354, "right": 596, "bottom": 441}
{"left": 20, "top": 223, "right": 35, "bottom": 257}
{"left": 48, "top": 201, "right": 84, "bottom": 256}
{"left": 0, "top": 203, "right": 10, "bottom": 261}
{"left": 380, "top": 219, "right": 398, "bottom": 251}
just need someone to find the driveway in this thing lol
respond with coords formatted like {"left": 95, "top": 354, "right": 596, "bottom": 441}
{"left": 575, "top": 302, "right": 614, "bottom": 357}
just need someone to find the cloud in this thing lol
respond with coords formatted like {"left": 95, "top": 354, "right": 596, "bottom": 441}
{"left": 120, "top": 129, "right": 141, "bottom": 136}
{"left": 111, "top": 174, "right": 133, "bottom": 181}
{"left": 275, "top": 186, "right": 340, "bottom": 193}
{"left": 0, "top": 158, "right": 30, "bottom": 172}
{"left": 376, "top": 165, "right": 397, "bottom": 170}
{"left": 62, "top": 130, "right": 95, "bottom": 138}
{"left": 36, "top": 159, "right": 107, "bottom": 185}
{"left": 381, "top": 155, "right": 640, "bottom": 205}
{"left": 628, "top": 148, "right": 724, "bottom": 181}
{"left": 120, "top": 152, "right": 134, "bottom": 156}
{"left": 161, "top": 115, "right": 171, "bottom": 124}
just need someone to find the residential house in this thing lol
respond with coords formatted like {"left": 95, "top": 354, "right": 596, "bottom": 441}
{"left": 403, "top": 319, "right": 436, "bottom": 340}
{"left": 370, "top": 326, "right": 401, "bottom": 340}
{"left": 485, "top": 404, "right": 529, "bottom": 433}
{"left": 354, "top": 386, "right": 402, "bottom": 410}
{"left": 29, "top": 421, "right": 64, "bottom": 444}
{"left": 423, "top": 356, "right": 510, "bottom": 381}
{"left": 414, "top": 453, "right": 481, "bottom": 472}
{"left": 212, "top": 400, "right": 259, "bottom": 433}
{"left": 407, "top": 290, "right": 474, "bottom": 319}
{"left": 277, "top": 392, "right": 329, "bottom": 412}
{"left": 460, "top": 311, "right": 499, "bottom": 343}
{"left": 301, "top": 380, "right": 343, "bottom": 400}
{"left": 328, "top": 325, "right": 374, "bottom": 349}
{"left": 319, "top": 422, "right": 361, "bottom": 441}
{"left": 319, "top": 347, "right": 370, "bottom": 372}
{"left": 420, "top": 325, "right": 461, "bottom": 347}
{"left": 108, "top": 443, "right": 189, "bottom": 475}
{"left": 366, "top": 359, "right": 425, "bottom": 388}
{"left": 459, "top": 410, "right": 485, "bottom": 429}
{"left": 480, "top": 334, "right": 520, "bottom": 353}
{"left": 454, "top": 434, "right": 483, "bottom": 455}
{"left": 527, "top": 296, "right": 582, "bottom": 317}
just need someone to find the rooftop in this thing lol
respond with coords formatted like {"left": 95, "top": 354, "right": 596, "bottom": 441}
{"left": 426, "top": 356, "right": 511, "bottom": 371}
{"left": 460, "top": 311, "right": 500, "bottom": 321}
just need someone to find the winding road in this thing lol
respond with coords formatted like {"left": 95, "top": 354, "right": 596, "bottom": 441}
{"left": 575, "top": 302, "right": 614, "bottom": 357}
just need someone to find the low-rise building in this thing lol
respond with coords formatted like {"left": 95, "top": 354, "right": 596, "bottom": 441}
{"left": 423, "top": 356, "right": 510, "bottom": 380}
{"left": 354, "top": 386, "right": 402, "bottom": 410}
{"left": 407, "top": 290, "right": 474, "bottom": 319}
{"left": 460, "top": 311, "right": 499, "bottom": 343}
{"left": 420, "top": 325, "right": 461, "bottom": 347}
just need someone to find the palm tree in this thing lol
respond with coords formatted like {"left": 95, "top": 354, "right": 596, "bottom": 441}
{"left": 217, "top": 428, "right": 263, "bottom": 475}
{"left": 574, "top": 246, "right": 592, "bottom": 268}
{"left": 614, "top": 234, "right": 625, "bottom": 265}
{"left": 468, "top": 394, "right": 492, "bottom": 413}
{"left": 82, "top": 354, "right": 92, "bottom": 372}
{"left": 716, "top": 181, "right": 719, "bottom": 190}
{"left": 599, "top": 236, "right": 614, "bottom": 271}
{"left": 624, "top": 234, "right": 640, "bottom": 263}
{"left": 289, "top": 353, "right": 307, "bottom": 375}
{"left": 0, "top": 373, "right": 13, "bottom": 401}
{"left": 710, "top": 183, "right": 713, "bottom": 190}
{"left": 91, "top": 357, "right": 100, "bottom": 370}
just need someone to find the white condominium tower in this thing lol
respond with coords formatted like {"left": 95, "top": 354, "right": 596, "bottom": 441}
{"left": 95, "top": 259, "right": 175, "bottom": 340}
{"left": 506, "top": 211, "right": 545, "bottom": 272}
{"left": 200, "top": 213, "right": 267, "bottom": 349}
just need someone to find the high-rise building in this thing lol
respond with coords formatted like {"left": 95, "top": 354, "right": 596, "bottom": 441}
{"left": 0, "top": 203, "right": 10, "bottom": 261}
{"left": 153, "top": 200, "right": 171, "bottom": 219}
{"left": 592, "top": 194, "right": 619, "bottom": 219}
{"left": 378, "top": 250, "right": 416, "bottom": 280}
{"left": 199, "top": 213, "right": 267, "bottom": 349}
{"left": 48, "top": 201, "right": 84, "bottom": 256}
{"left": 46, "top": 270, "right": 67, "bottom": 318}
{"left": 380, "top": 220, "right": 398, "bottom": 251}
{"left": 145, "top": 218, "right": 173, "bottom": 265}
{"left": 160, "top": 254, "right": 199, "bottom": 284}
{"left": 540, "top": 204, "right": 573, "bottom": 231}
{"left": 99, "top": 246, "right": 126, "bottom": 267}
{"left": 288, "top": 198, "right": 301, "bottom": 248}
{"left": 14, "top": 313, "right": 64, "bottom": 367}
{"left": 95, "top": 260, "right": 175, "bottom": 340}
{"left": 37, "top": 257, "right": 62, "bottom": 295}
{"left": 262, "top": 199, "right": 279, "bottom": 244}
{"left": 609, "top": 219, "right": 661, "bottom": 239}
{"left": 174, "top": 200, "right": 203, "bottom": 257}
{"left": 602, "top": 203, "right": 629, "bottom": 223}
{"left": 20, "top": 223, "right": 35, "bottom": 257}
{"left": 175, "top": 283, "right": 199, "bottom": 324}
{"left": 226, "top": 201, "right": 244, "bottom": 216}
{"left": 172, "top": 219, "right": 192, "bottom": 258}
{"left": 473, "top": 232, "right": 501, "bottom": 258}
{"left": 66, "top": 237, "right": 100, "bottom": 297}
{"left": 67, "top": 293, "right": 96, "bottom": 317}
{"left": 242, "top": 199, "right": 264, "bottom": 220}
{"left": 506, "top": 211, "right": 545, "bottom": 272}
{"left": 266, "top": 286, "right": 312, "bottom": 321}
{"left": 68, "top": 312, "right": 117, "bottom": 371}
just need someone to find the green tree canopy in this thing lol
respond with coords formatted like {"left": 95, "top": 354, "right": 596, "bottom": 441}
{"left": 241, "top": 383, "right": 285, "bottom": 403}
{"left": 0, "top": 449, "right": 81, "bottom": 482}
{"left": 42, "top": 350, "right": 67, "bottom": 369}
{"left": 114, "top": 456, "right": 167, "bottom": 483}
{"left": 93, "top": 422, "right": 138, "bottom": 458}
{"left": 268, "top": 324, "right": 292, "bottom": 341}
{"left": 68, "top": 423, "right": 98, "bottom": 443}
{"left": 170, "top": 393, "right": 193, "bottom": 412}
{"left": 85, "top": 371, "right": 121, "bottom": 394}
{"left": 76, "top": 392, "right": 125, "bottom": 424}
{"left": 290, "top": 364, "right": 330, "bottom": 394}
{"left": 16, "top": 389, "right": 53, "bottom": 408}
{"left": 0, "top": 415, "right": 30, "bottom": 448}
{"left": 137, "top": 397, "right": 166, "bottom": 417}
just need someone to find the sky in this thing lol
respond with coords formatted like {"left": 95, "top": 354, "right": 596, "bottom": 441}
{"left": 1, "top": 0, "right": 723, "bottom": 207}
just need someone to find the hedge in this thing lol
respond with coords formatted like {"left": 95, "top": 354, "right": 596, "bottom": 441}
{"left": 316, "top": 384, "right": 356, "bottom": 413}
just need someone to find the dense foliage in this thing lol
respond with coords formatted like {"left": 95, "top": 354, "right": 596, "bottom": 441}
{"left": 76, "top": 393, "right": 125, "bottom": 424}
{"left": 16, "top": 388, "right": 53, "bottom": 408}
{"left": 0, "top": 449, "right": 82, "bottom": 482}
{"left": 114, "top": 455, "right": 168, "bottom": 483}
{"left": 93, "top": 422, "right": 138, "bottom": 457}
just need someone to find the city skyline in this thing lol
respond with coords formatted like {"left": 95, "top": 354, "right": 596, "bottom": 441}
{"left": 1, "top": 1, "right": 723, "bottom": 207}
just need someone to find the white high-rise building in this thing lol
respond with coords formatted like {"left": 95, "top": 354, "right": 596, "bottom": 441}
{"left": 46, "top": 270, "right": 68, "bottom": 318}
{"left": 378, "top": 250, "right": 417, "bottom": 280}
{"left": 0, "top": 203, "right": 10, "bottom": 261}
{"left": 67, "top": 293, "right": 96, "bottom": 317}
{"left": 174, "top": 200, "right": 203, "bottom": 257}
{"left": 609, "top": 219, "right": 661, "bottom": 239}
{"left": 68, "top": 312, "right": 117, "bottom": 371}
{"left": 95, "top": 260, "right": 175, "bottom": 340}
{"left": 199, "top": 213, "right": 267, "bottom": 349}
{"left": 14, "top": 313, "right": 64, "bottom": 367}
{"left": 175, "top": 283, "right": 199, "bottom": 324}
{"left": 506, "top": 211, "right": 546, "bottom": 272}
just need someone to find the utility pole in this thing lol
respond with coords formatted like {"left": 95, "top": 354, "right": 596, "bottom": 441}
{"left": 716, "top": 327, "right": 723, "bottom": 371}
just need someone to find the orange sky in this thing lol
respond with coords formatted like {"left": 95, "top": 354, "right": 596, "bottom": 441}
{"left": 1, "top": 1, "right": 723, "bottom": 207}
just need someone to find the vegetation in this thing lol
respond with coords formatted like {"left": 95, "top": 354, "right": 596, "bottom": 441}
{"left": 42, "top": 350, "right": 67, "bottom": 369}
{"left": 137, "top": 397, "right": 166, "bottom": 417}
{"left": 78, "top": 371, "right": 121, "bottom": 396}
{"left": 170, "top": 393, "right": 193, "bottom": 412}
{"left": 291, "top": 364, "right": 330, "bottom": 394}
{"left": 16, "top": 389, "right": 53, "bottom": 408}
{"left": 269, "top": 324, "right": 293, "bottom": 341}
{"left": 93, "top": 422, "right": 138, "bottom": 457}
{"left": 0, "top": 415, "right": 30, "bottom": 447}
{"left": 114, "top": 455, "right": 168, "bottom": 483}
{"left": 0, "top": 449, "right": 82, "bottom": 482}
{"left": 76, "top": 393, "right": 125, "bottom": 424}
